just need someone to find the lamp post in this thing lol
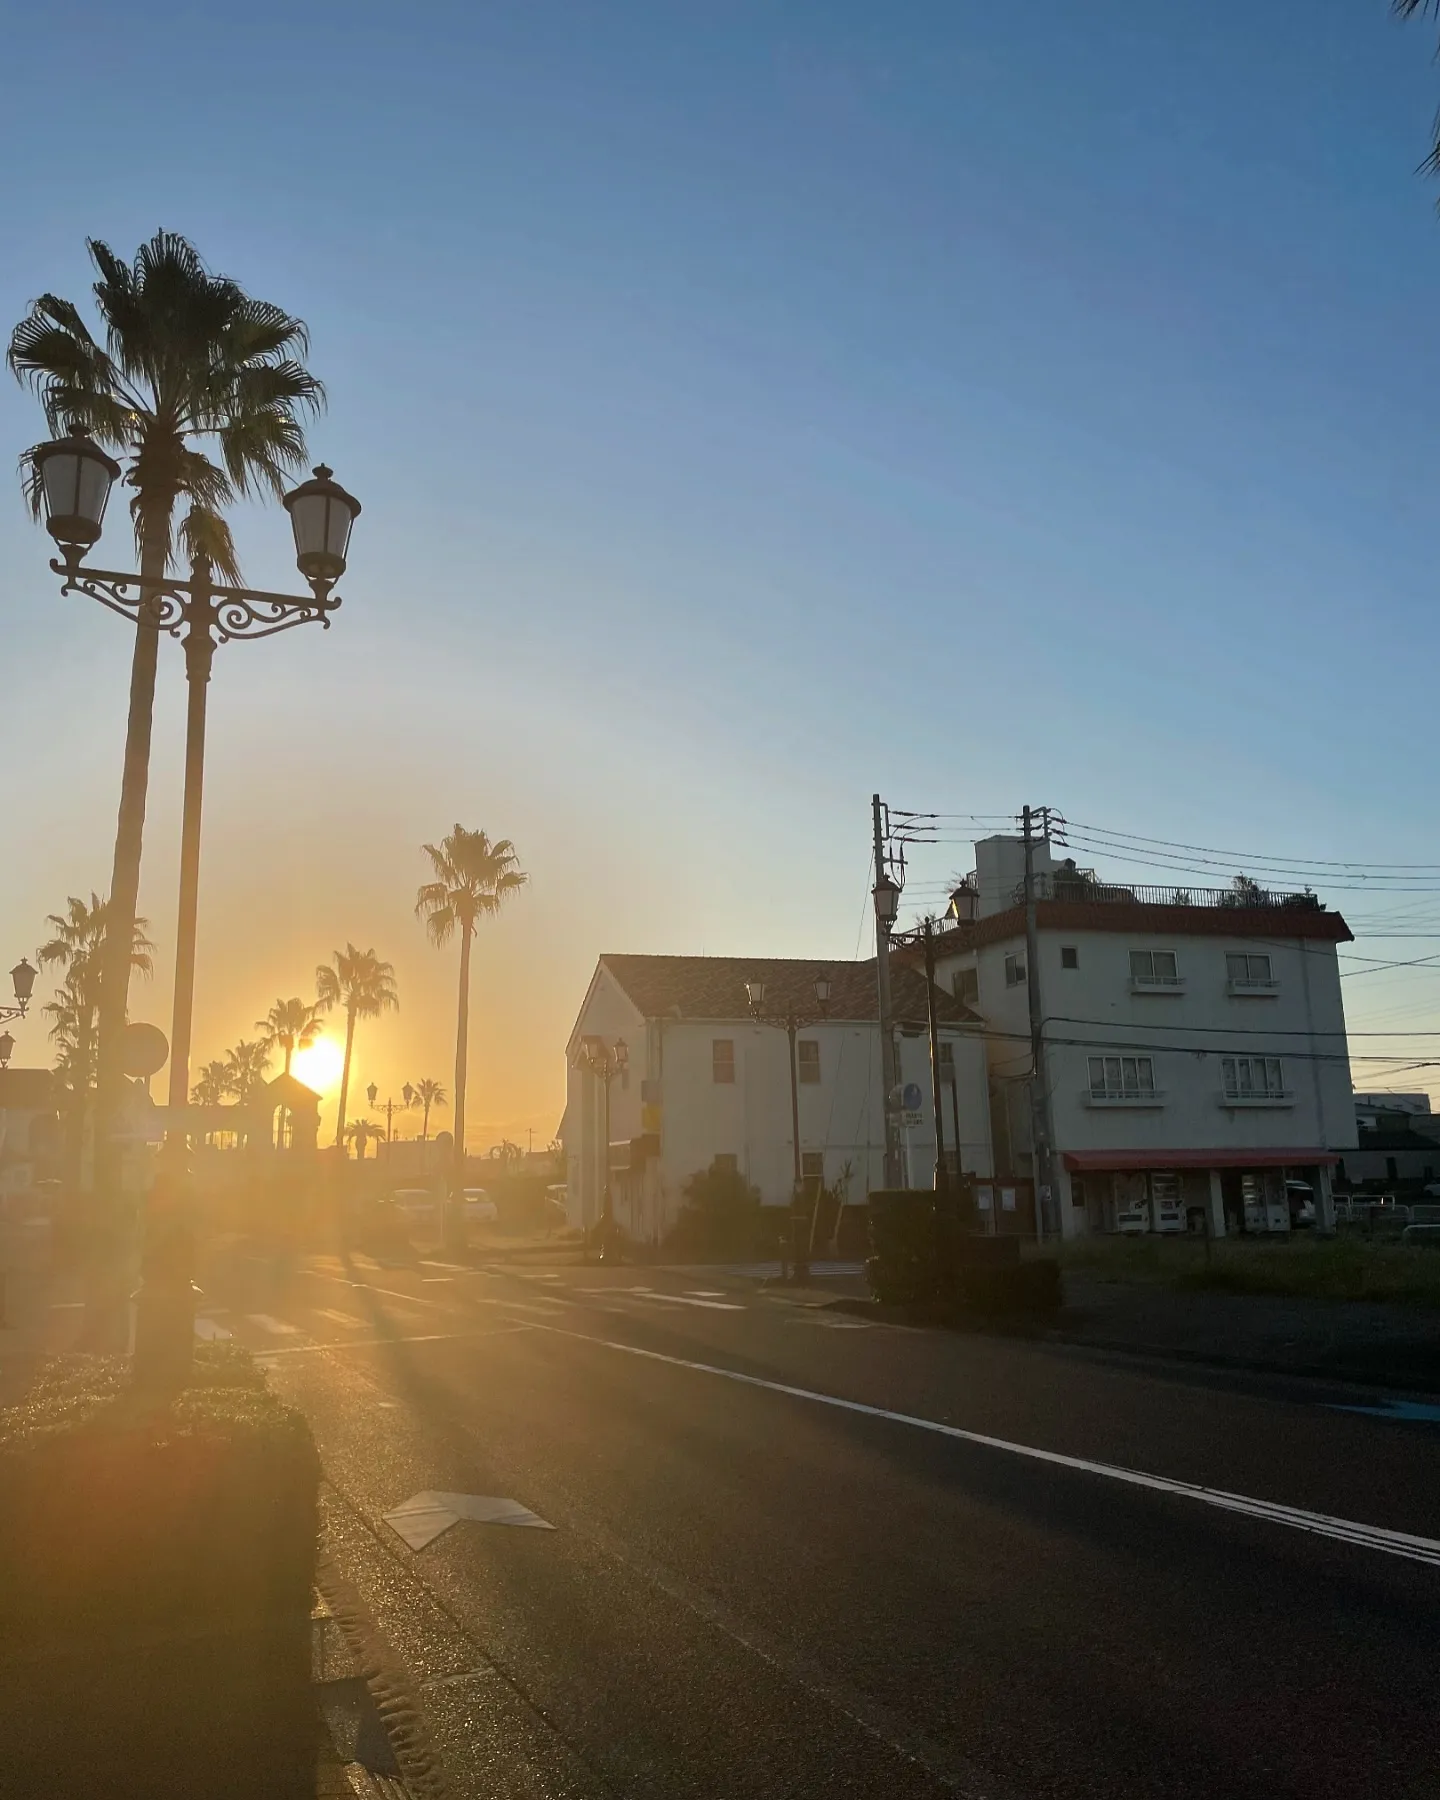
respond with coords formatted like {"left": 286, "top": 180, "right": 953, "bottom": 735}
{"left": 0, "top": 959, "right": 37, "bottom": 1026}
{"left": 32, "top": 430, "right": 361, "bottom": 1389}
{"left": 574, "top": 1035, "right": 627, "bottom": 1247}
{"left": 891, "top": 916, "right": 956, "bottom": 1285}
{"left": 366, "top": 1082, "right": 410, "bottom": 1143}
{"left": 871, "top": 821, "right": 904, "bottom": 1192}
{"left": 745, "top": 972, "right": 831, "bottom": 1284}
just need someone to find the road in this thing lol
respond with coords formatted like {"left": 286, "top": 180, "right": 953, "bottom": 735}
{"left": 205, "top": 1248, "right": 1440, "bottom": 1799}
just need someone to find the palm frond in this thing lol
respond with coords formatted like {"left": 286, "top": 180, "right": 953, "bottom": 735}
{"left": 179, "top": 504, "right": 241, "bottom": 585}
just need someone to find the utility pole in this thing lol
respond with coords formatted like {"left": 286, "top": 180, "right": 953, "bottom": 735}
{"left": 1022, "top": 804, "right": 1054, "bottom": 1241}
{"left": 921, "top": 915, "right": 955, "bottom": 1281}
{"left": 872, "top": 795, "right": 904, "bottom": 1189}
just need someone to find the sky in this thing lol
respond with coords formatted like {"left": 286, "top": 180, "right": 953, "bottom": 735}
{"left": 5, "top": 0, "right": 1440, "bottom": 1142}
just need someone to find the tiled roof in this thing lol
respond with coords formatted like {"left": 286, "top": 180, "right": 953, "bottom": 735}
{"left": 600, "top": 954, "right": 975, "bottom": 1026}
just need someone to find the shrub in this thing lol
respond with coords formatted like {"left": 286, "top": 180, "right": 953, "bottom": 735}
{"left": 665, "top": 1160, "right": 766, "bottom": 1257}
{"left": 0, "top": 1342, "right": 320, "bottom": 1799}
{"left": 867, "top": 1189, "right": 944, "bottom": 1306}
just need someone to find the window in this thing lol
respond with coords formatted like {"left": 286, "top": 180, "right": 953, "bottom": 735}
{"left": 1088, "top": 1054, "right": 1157, "bottom": 1100}
{"left": 712, "top": 1039, "right": 735, "bottom": 1084}
{"left": 713, "top": 1152, "right": 738, "bottom": 1175}
{"left": 1226, "top": 952, "right": 1274, "bottom": 988}
{"left": 953, "top": 967, "right": 979, "bottom": 1007}
{"left": 1061, "top": 945, "right": 1079, "bottom": 970}
{"left": 797, "top": 1039, "right": 820, "bottom": 1084}
{"left": 939, "top": 1041, "right": 955, "bottom": 1079}
{"left": 1129, "top": 949, "right": 1180, "bottom": 987}
{"left": 801, "top": 1151, "right": 824, "bottom": 1182}
{"left": 1222, "top": 1056, "right": 1286, "bottom": 1100}
{"left": 1005, "top": 953, "right": 1027, "bottom": 987}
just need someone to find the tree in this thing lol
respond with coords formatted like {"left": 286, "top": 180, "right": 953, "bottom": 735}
{"left": 256, "top": 996, "right": 325, "bottom": 1077}
{"left": 38, "top": 894, "right": 154, "bottom": 1184}
{"left": 1397, "top": 3, "right": 1440, "bottom": 179}
{"left": 190, "top": 1060, "right": 229, "bottom": 1107}
{"left": 315, "top": 945, "right": 398, "bottom": 1148}
{"left": 411, "top": 1076, "right": 447, "bottom": 1140}
{"left": 414, "top": 826, "right": 527, "bottom": 1205}
{"left": 7, "top": 232, "right": 323, "bottom": 1234}
{"left": 666, "top": 1160, "right": 764, "bottom": 1256}
{"left": 221, "top": 1038, "right": 271, "bottom": 1104}
{"left": 344, "top": 1118, "right": 385, "bottom": 1160}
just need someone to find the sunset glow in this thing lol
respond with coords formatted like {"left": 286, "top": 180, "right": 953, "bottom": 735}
{"left": 291, "top": 1036, "right": 344, "bottom": 1097}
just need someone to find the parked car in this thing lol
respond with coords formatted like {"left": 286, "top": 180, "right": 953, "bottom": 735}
{"left": 463, "top": 1188, "right": 498, "bottom": 1224}
{"left": 389, "top": 1188, "right": 436, "bottom": 1218}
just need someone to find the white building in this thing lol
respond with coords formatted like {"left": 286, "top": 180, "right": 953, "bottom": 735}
{"left": 563, "top": 955, "right": 990, "bottom": 1239}
{"left": 917, "top": 834, "right": 1357, "bottom": 1239}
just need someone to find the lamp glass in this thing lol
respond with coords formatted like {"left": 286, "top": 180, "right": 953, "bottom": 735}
{"left": 813, "top": 974, "right": 831, "bottom": 1006}
{"left": 36, "top": 434, "right": 119, "bottom": 549}
{"left": 285, "top": 464, "right": 360, "bottom": 584}
{"left": 614, "top": 1038, "right": 629, "bottom": 1068}
{"left": 11, "top": 958, "right": 36, "bottom": 1004}
{"left": 0, "top": 1030, "right": 12, "bottom": 1067}
{"left": 744, "top": 978, "right": 765, "bottom": 1010}
{"left": 366, "top": 1082, "right": 378, "bottom": 1106}
{"left": 874, "top": 877, "right": 901, "bottom": 926}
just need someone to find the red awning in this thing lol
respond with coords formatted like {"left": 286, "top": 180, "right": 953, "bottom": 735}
{"left": 1063, "top": 1148, "right": 1339, "bottom": 1172}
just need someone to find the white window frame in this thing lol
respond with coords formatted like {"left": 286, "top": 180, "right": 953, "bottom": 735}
{"left": 1226, "top": 952, "right": 1278, "bottom": 995}
{"left": 797, "top": 1038, "right": 821, "bottom": 1085}
{"left": 712, "top": 1039, "right": 736, "bottom": 1085}
{"left": 1129, "top": 949, "right": 1183, "bottom": 991}
{"left": 1220, "top": 1054, "right": 1290, "bottom": 1106}
{"left": 1086, "top": 1053, "right": 1162, "bottom": 1105}
{"left": 1004, "top": 952, "right": 1027, "bottom": 988}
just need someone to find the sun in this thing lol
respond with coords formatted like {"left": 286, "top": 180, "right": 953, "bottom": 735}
{"left": 290, "top": 1035, "right": 345, "bottom": 1096}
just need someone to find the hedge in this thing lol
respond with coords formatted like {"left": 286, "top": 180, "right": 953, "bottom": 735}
{"left": 0, "top": 1342, "right": 320, "bottom": 1798}
{"left": 867, "top": 1190, "right": 1063, "bottom": 1318}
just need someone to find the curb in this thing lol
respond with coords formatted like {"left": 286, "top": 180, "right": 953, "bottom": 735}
{"left": 315, "top": 1549, "right": 451, "bottom": 1800}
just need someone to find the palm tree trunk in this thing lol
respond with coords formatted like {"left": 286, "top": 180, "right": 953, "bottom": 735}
{"left": 423, "top": 1098, "right": 431, "bottom": 1140}
{"left": 86, "top": 520, "right": 167, "bottom": 1349}
{"left": 453, "top": 926, "right": 473, "bottom": 1196}
{"left": 335, "top": 1005, "right": 357, "bottom": 1148}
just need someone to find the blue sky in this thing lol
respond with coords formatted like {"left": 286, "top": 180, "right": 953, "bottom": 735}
{"left": 4, "top": 1, "right": 1440, "bottom": 1135}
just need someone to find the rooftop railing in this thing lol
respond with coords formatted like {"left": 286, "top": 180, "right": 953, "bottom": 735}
{"left": 1025, "top": 877, "right": 1325, "bottom": 911}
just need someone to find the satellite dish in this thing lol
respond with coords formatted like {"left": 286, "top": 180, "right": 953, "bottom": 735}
{"left": 122, "top": 1021, "right": 169, "bottom": 1078}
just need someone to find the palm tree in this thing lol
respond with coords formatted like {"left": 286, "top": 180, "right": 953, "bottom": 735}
{"left": 190, "top": 1061, "right": 229, "bottom": 1106}
{"left": 256, "top": 996, "right": 325, "bottom": 1077}
{"left": 344, "top": 1118, "right": 385, "bottom": 1160}
{"left": 37, "top": 894, "right": 155, "bottom": 1184}
{"left": 415, "top": 826, "right": 527, "bottom": 1204}
{"left": 221, "top": 1038, "right": 271, "bottom": 1105}
{"left": 315, "top": 946, "right": 398, "bottom": 1148}
{"left": 257, "top": 995, "right": 325, "bottom": 1149}
{"left": 411, "top": 1077, "right": 448, "bottom": 1141}
{"left": 8, "top": 232, "right": 324, "bottom": 1210}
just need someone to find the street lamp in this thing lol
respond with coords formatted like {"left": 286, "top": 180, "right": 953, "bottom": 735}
{"left": 746, "top": 971, "right": 832, "bottom": 1283}
{"left": 33, "top": 432, "right": 361, "bottom": 1390}
{"left": 366, "top": 1083, "right": 409, "bottom": 1142}
{"left": 574, "top": 1035, "right": 628, "bottom": 1243}
{"left": 0, "top": 958, "right": 36, "bottom": 1025}
{"left": 0, "top": 1032, "right": 14, "bottom": 1069}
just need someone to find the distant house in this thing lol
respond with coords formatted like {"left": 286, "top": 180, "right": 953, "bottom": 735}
{"left": 563, "top": 954, "right": 989, "bottom": 1238}
{"left": 910, "top": 832, "right": 1358, "bottom": 1238}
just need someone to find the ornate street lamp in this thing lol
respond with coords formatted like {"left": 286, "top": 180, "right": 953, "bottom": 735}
{"left": 746, "top": 970, "right": 833, "bottom": 1283}
{"left": 32, "top": 432, "right": 361, "bottom": 1390}
{"left": 0, "top": 1032, "right": 13, "bottom": 1070}
{"left": 1, "top": 958, "right": 36, "bottom": 1024}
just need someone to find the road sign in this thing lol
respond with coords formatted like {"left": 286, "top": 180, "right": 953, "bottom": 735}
{"left": 122, "top": 1021, "right": 169, "bottom": 1078}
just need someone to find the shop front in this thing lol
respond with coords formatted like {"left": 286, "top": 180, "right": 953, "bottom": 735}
{"left": 1065, "top": 1149, "right": 1339, "bottom": 1237}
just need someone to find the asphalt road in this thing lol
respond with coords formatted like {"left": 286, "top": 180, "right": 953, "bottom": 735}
{"left": 206, "top": 1249, "right": 1440, "bottom": 1799}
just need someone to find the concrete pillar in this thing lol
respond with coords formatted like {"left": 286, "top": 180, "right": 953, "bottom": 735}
{"left": 1314, "top": 1164, "right": 1336, "bottom": 1236}
{"left": 1205, "top": 1169, "right": 1227, "bottom": 1240}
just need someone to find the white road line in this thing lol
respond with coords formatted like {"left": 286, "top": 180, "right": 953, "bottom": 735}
{"left": 258, "top": 1323, "right": 534, "bottom": 1357}
{"left": 247, "top": 1313, "right": 300, "bottom": 1335}
{"left": 532, "top": 1325, "right": 1440, "bottom": 1570}
{"left": 577, "top": 1287, "right": 745, "bottom": 1312}
{"left": 315, "top": 1308, "right": 366, "bottom": 1327}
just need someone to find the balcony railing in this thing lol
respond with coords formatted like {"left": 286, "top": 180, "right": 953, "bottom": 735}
{"left": 1028, "top": 877, "right": 1325, "bottom": 911}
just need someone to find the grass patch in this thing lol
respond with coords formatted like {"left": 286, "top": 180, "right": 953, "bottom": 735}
{"left": 1057, "top": 1234, "right": 1440, "bottom": 1306}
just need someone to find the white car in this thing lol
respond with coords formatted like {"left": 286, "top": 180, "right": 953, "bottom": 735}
{"left": 463, "top": 1189, "right": 498, "bottom": 1224}
{"left": 389, "top": 1188, "right": 436, "bottom": 1217}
